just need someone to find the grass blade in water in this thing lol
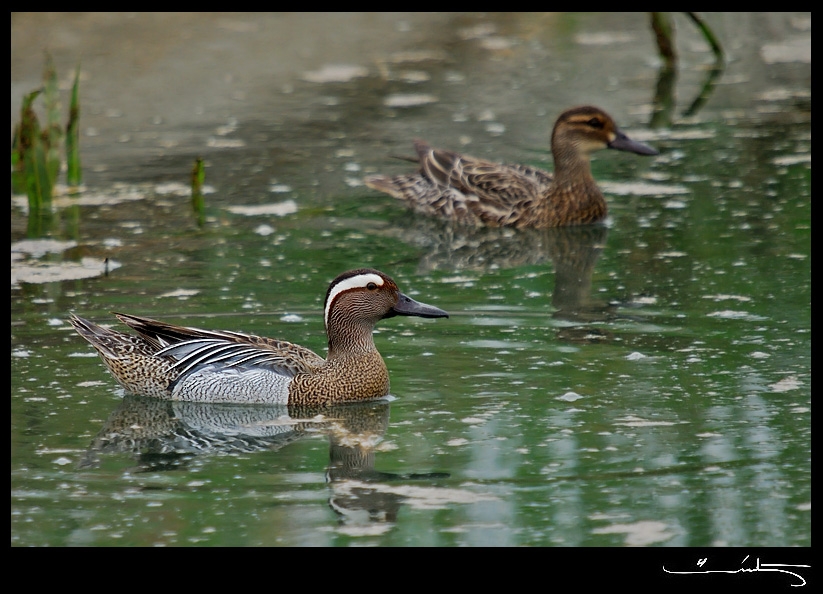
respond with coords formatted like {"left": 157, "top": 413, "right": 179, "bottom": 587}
{"left": 66, "top": 64, "right": 82, "bottom": 186}
{"left": 15, "top": 89, "right": 53, "bottom": 208}
{"left": 43, "top": 52, "right": 63, "bottom": 185}
{"left": 191, "top": 157, "right": 206, "bottom": 226}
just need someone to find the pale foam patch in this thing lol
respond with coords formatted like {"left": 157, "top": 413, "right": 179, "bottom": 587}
{"left": 324, "top": 272, "right": 385, "bottom": 327}
{"left": 383, "top": 93, "right": 438, "bottom": 108}
{"left": 301, "top": 64, "right": 369, "bottom": 83}
{"left": 225, "top": 200, "right": 297, "bottom": 216}
{"left": 12, "top": 257, "right": 121, "bottom": 285}
{"left": 592, "top": 520, "right": 674, "bottom": 546}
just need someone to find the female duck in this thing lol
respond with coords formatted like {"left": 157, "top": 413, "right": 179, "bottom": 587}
{"left": 364, "top": 105, "right": 658, "bottom": 228}
{"left": 70, "top": 268, "right": 448, "bottom": 406}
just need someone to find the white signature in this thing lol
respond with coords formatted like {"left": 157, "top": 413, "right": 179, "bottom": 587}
{"left": 663, "top": 555, "right": 810, "bottom": 587}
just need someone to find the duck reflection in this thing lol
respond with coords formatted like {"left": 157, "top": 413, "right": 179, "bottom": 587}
{"left": 79, "top": 394, "right": 328, "bottom": 470}
{"left": 388, "top": 219, "right": 616, "bottom": 343}
{"left": 80, "top": 394, "right": 448, "bottom": 525}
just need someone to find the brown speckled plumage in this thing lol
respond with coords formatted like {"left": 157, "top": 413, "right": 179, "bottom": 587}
{"left": 70, "top": 268, "right": 448, "bottom": 405}
{"left": 364, "top": 106, "right": 658, "bottom": 229}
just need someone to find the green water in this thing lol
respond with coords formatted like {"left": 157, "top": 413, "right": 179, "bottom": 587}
{"left": 11, "top": 13, "right": 810, "bottom": 550}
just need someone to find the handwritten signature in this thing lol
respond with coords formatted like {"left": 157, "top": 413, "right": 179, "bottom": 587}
{"left": 663, "top": 555, "right": 810, "bottom": 587}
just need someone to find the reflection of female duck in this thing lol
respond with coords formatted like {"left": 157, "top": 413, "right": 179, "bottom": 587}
{"left": 383, "top": 220, "right": 610, "bottom": 314}
{"left": 380, "top": 220, "right": 620, "bottom": 344}
{"left": 365, "top": 106, "right": 657, "bottom": 228}
{"left": 543, "top": 224, "right": 610, "bottom": 321}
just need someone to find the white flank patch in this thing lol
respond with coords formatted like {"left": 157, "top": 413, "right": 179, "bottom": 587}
{"left": 324, "top": 272, "right": 384, "bottom": 327}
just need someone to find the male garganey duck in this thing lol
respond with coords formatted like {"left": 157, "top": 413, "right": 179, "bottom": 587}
{"left": 70, "top": 268, "right": 448, "bottom": 406}
{"left": 364, "top": 105, "right": 658, "bottom": 228}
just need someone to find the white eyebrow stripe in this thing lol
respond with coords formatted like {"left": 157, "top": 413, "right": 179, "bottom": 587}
{"left": 324, "top": 272, "right": 385, "bottom": 327}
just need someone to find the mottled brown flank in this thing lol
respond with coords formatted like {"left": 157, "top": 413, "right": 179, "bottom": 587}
{"left": 364, "top": 105, "right": 656, "bottom": 229}
{"left": 70, "top": 315, "right": 179, "bottom": 398}
{"left": 69, "top": 268, "right": 446, "bottom": 405}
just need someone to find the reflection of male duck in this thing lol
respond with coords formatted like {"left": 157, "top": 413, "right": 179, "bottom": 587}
{"left": 319, "top": 409, "right": 449, "bottom": 525}
{"left": 80, "top": 395, "right": 448, "bottom": 525}
{"left": 78, "top": 394, "right": 337, "bottom": 470}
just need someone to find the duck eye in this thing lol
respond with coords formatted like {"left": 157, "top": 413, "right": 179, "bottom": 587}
{"left": 367, "top": 282, "right": 377, "bottom": 290}
{"left": 587, "top": 118, "right": 604, "bottom": 129}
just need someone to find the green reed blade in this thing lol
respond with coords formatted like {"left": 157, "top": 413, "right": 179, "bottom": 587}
{"left": 43, "top": 52, "right": 63, "bottom": 185}
{"left": 191, "top": 157, "right": 206, "bottom": 226}
{"left": 16, "top": 89, "right": 53, "bottom": 208}
{"left": 66, "top": 64, "right": 82, "bottom": 186}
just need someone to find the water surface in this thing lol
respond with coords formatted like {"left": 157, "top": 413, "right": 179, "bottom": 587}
{"left": 11, "top": 12, "right": 810, "bottom": 550}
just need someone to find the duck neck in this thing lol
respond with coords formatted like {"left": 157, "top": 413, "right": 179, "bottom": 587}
{"left": 550, "top": 145, "right": 605, "bottom": 208}
{"left": 326, "top": 318, "right": 378, "bottom": 360}
{"left": 552, "top": 145, "right": 596, "bottom": 186}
